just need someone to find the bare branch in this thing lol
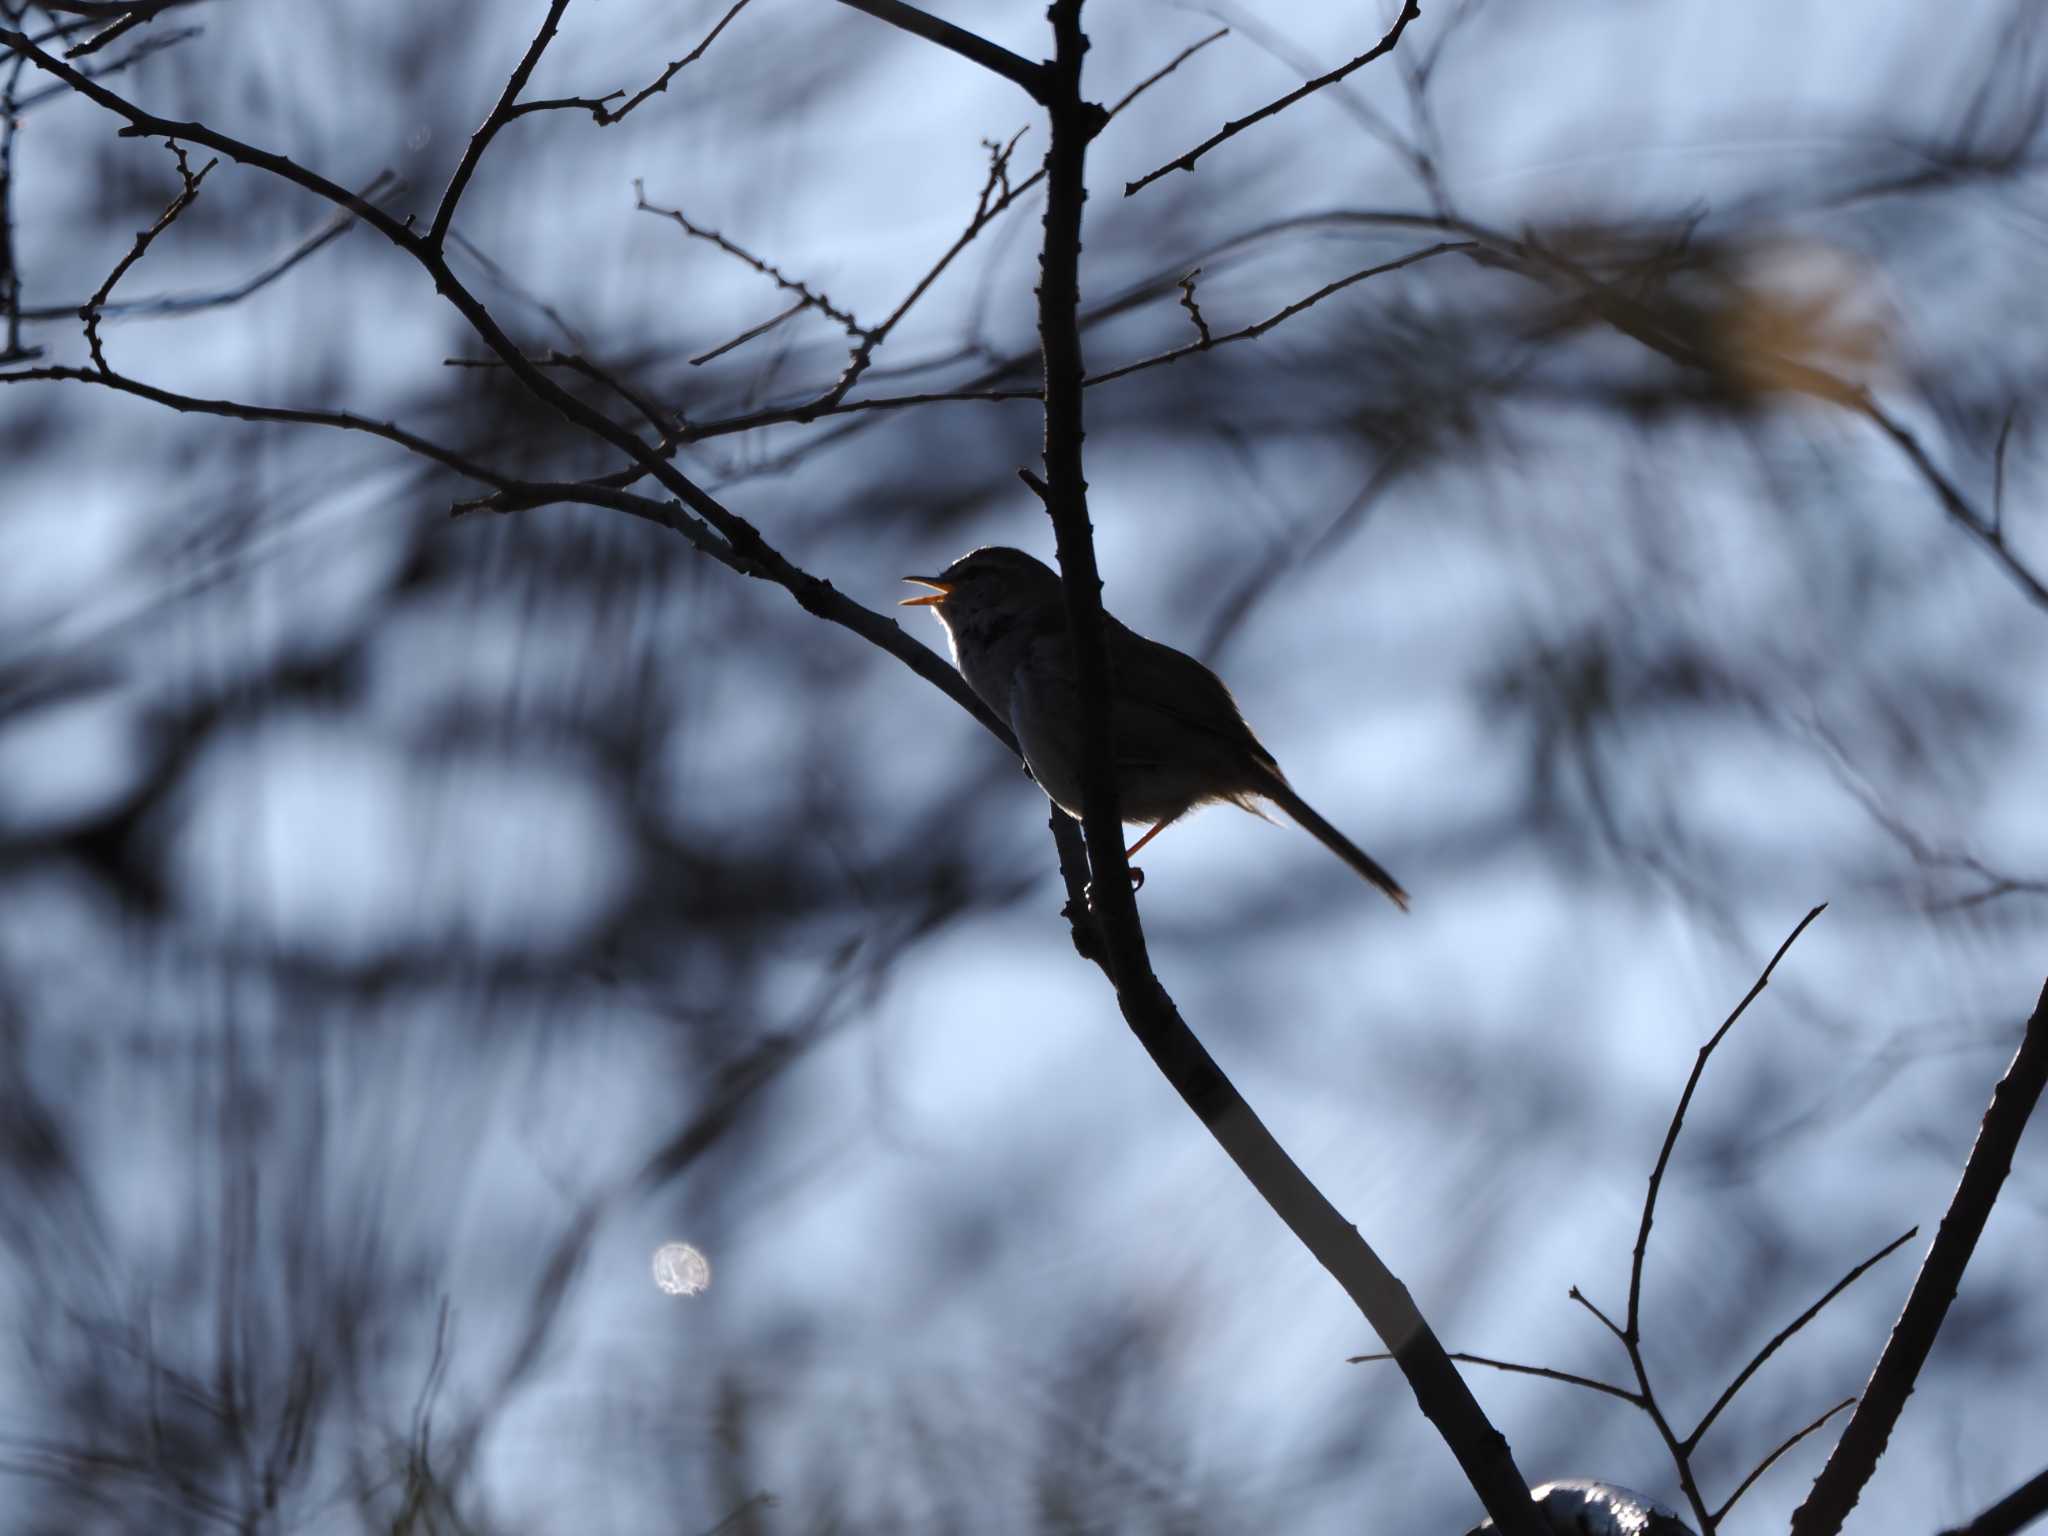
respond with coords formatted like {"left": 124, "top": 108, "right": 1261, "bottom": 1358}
{"left": 1629, "top": 905, "right": 1828, "bottom": 1341}
{"left": 16, "top": 23, "right": 197, "bottom": 110}
{"left": 1349, "top": 1349, "right": 1643, "bottom": 1407}
{"left": 79, "top": 137, "right": 216, "bottom": 370}
{"left": 1790, "top": 978, "right": 2048, "bottom": 1536}
{"left": 1037, "top": 5, "right": 1539, "bottom": 1534}
{"left": 1684, "top": 1228, "right": 1917, "bottom": 1451}
{"left": 637, "top": 181, "right": 863, "bottom": 333}
{"left": 22, "top": 171, "right": 397, "bottom": 323}
{"left": 1714, "top": 1398, "right": 1856, "bottom": 1524}
{"left": 1125, "top": 0, "right": 1421, "bottom": 196}
{"left": 831, "top": 0, "right": 1050, "bottom": 100}
{"left": 1175, "top": 268, "right": 1211, "bottom": 344}
{"left": 1567, "top": 1285, "right": 1628, "bottom": 1344}
{"left": 1102, "top": 25, "right": 1228, "bottom": 120}
{"left": 510, "top": 0, "right": 756, "bottom": 125}
{"left": 1086, "top": 241, "right": 1473, "bottom": 388}
{"left": 4, "top": 364, "right": 523, "bottom": 488}
{"left": 428, "top": 0, "right": 572, "bottom": 250}
{"left": 1938, "top": 1465, "right": 2048, "bottom": 1536}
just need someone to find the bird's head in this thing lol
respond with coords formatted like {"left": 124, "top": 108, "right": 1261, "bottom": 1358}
{"left": 900, "top": 546, "right": 1064, "bottom": 633}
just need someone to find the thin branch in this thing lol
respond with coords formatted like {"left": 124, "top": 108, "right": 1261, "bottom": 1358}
{"left": 1568, "top": 1285, "right": 1627, "bottom": 1343}
{"left": 1125, "top": 0, "right": 1421, "bottom": 196}
{"left": 1174, "top": 268, "right": 1211, "bottom": 344}
{"left": 15, "top": 22, "right": 196, "bottom": 110}
{"left": 1629, "top": 905, "right": 1828, "bottom": 1340}
{"left": 830, "top": 0, "right": 1050, "bottom": 100}
{"left": 1714, "top": 1398, "right": 1855, "bottom": 1524}
{"left": 509, "top": 0, "right": 755, "bottom": 125}
{"left": 4, "top": 364, "right": 524, "bottom": 488}
{"left": 1086, "top": 240, "right": 1472, "bottom": 387}
{"left": 1349, "top": 1349, "right": 1642, "bottom": 1406}
{"left": 1684, "top": 1228, "right": 1916, "bottom": 1451}
{"left": 1790, "top": 978, "right": 2048, "bottom": 1536}
{"left": 79, "top": 137, "right": 216, "bottom": 370}
{"left": 690, "top": 299, "right": 807, "bottom": 366}
{"left": 428, "top": 0, "right": 571, "bottom": 249}
{"left": 1102, "top": 25, "right": 1227, "bottom": 119}
{"left": 635, "top": 180, "right": 863, "bottom": 332}
{"left": 1855, "top": 394, "right": 2048, "bottom": 610}
{"left": 22, "top": 171, "right": 396, "bottom": 322}
{"left": 1939, "top": 1465, "right": 2048, "bottom": 1536}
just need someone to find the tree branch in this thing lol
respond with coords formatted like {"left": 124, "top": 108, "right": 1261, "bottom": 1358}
{"left": 1790, "top": 978, "right": 2048, "bottom": 1536}
{"left": 1125, "top": 0, "right": 1421, "bottom": 196}
{"left": 831, "top": 0, "right": 1049, "bottom": 100}
{"left": 1033, "top": 7, "right": 1540, "bottom": 1535}
{"left": 1938, "top": 1465, "right": 2048, "bottom": 1536}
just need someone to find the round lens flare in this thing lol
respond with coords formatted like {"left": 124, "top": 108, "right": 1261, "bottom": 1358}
{"left": 651, "top": 1242, "right": 711, "bottom": 1297}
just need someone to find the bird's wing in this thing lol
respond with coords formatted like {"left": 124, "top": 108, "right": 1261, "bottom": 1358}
{"left": 1110, "top": 623, "right": 1281, "bottom": 778}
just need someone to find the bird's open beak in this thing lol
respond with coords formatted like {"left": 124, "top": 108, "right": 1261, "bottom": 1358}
{"left": 899, "top": 576, "right": 952, "bottom": 608}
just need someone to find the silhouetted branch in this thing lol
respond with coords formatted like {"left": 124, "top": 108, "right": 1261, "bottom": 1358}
{"left": 427, "top": 0, "right": 573, "bottom": 249}
{"left": 1034, "top": 6, "right": 1540, "bottom": 1534}
{"left": 1630, "top": 905, "right": 1829, "bottom": 1339}
{"left": 1684, "top": 1228, "right": 1916, "bottom": 1451}
{"left": 831, "top": 0, "right": 1050, "bottom": 100}
{"left": 1086, "top": 240, "right": 1473, "bottom": 387}
{"left": 1790, "top": 978, "right": 2048, "bottom": 1536}
{"left": 79, "top": 136, "right": 215, "bottom": 369}
{"left": 1349, "top": 1348, "right": 1643, "bottom": 1407}
{"left": 1938, "top": 1465, "right": 2048, "bottom": 1536}
{"left": 21, "top": 171, "right": 397, "bottom": 324}
{"left": 1102, "top": 25, "right": 1228, "bottom": 119}
{"left": 509, "top": 0, "right": 756, "bottom": 125}
{"left": 1714, "top": 1399, "right": 1855, "bottom": 1524}
{"left": 1125, "top": 0, "right": 1421, "bottom": 196}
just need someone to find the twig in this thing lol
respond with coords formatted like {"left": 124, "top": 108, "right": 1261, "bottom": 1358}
{"left": 1683, "top": 1228, "right": 1916, "bottom": 1451}
{"left": 16, "top": 22, "right": 196, "bottom": 110}
{"left": 8, "top": 363, "right": 524, "bottom": 488}
{"left": 1086, "top": 240, "right": 1472, "bottom": 387}
{"left": 79, "top": 137, "right": 215, "bottom": 370}
{"left": 1125, "top": 0, "right": 1421, "bottom": 196}
{"left": 830, "top": 0, "right": 1049, "bottom": 100}
{"left": 1629, "top": 905, "right": 1828, "bottom": 1341}
{"left": 690, "top": 300, "right": 807, "bottom": 366}
{"left": 1568, "top": 1286, "right": 1627, "bottom": 1343}
{"left": 428, "top": 0, "right": 572, "bottom": 249}
{"left": 1713, "top": 1398, "right": 1855, "bottom": 1524}
{"left": 23, "top": 171, "right": 397, "bottom": 322}
{"left": 1349, "top": 1349, "right": 1642, "bottom": 1406}
{"left": 635, "top": 181, "right": 863, "bottom": 333}
{"left": 1174, "top": 268, "right": 1211, "bottom": 343}
{"left": 510, "top": 0, "right": 756, "bottom": 125}
{"left": 1102, "top": 25, "right": 1227, "bottom": 120}
{"left": 1789, "top": 978, "right": 2048, "bottom": 1536}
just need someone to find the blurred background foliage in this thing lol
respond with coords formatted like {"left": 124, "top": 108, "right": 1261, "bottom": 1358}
{"left": 2, "top": 0, "right": 2045, "bottom": 1531}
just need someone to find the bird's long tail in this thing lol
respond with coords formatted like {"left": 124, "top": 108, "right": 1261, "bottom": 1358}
{"left": 1257, "top": 775, "right": 1410, "bottom": 910}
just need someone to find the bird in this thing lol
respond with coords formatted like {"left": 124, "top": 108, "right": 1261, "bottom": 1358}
{"left": 901, "top": 546, "right": 1408, "bottom": 908}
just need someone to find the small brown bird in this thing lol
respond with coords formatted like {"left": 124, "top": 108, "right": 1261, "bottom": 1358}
{"left": 903, "top": 546, "right": 1407, "bottom": 908}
